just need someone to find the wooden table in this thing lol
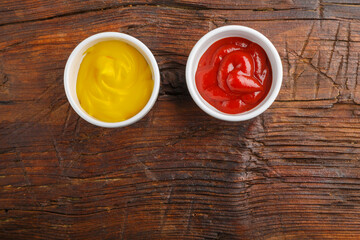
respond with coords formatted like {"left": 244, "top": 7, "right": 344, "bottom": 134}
{"left": 1, "top": 0, "right": 360, "bottom": 239}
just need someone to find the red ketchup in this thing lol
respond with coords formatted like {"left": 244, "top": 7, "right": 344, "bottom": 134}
{"left": 195, "top": 37, "right": 272, "bottom": 114}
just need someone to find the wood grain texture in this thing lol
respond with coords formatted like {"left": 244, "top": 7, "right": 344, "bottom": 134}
{"left": 1, "top": 0, "right": 360, "bottom": 239}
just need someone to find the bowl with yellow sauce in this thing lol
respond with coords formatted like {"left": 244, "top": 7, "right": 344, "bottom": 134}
{"left": 64, "top": 32, "right": 160, "bottom": 128}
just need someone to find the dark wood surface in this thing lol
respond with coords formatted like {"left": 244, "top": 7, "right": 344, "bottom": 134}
{"left": 1, "top": 0, "right": 360, "bottom": 239}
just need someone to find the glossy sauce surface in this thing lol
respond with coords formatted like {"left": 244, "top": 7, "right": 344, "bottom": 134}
{"left": 195, "top": 37, "right": 272, "bottom": 114}
{"left": 76, "top": 40, "right": 154, "bottom": 122}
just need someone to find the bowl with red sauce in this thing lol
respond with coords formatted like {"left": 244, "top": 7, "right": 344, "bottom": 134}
{"left": 186, "top": 25, "right": 282, "bottom": 121}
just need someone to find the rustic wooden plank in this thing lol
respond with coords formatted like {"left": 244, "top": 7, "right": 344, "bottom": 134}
{"left": 2, "top": 97, "right": 360, "bottom": 239}
{"left": 1, "top": 1, "right": 360, "bottom": 239}
{"left": 323, "top": 1, "right": 360, "bottom": 20}
{"left": 0, "top": 0, "right": 319, "bottom": 26}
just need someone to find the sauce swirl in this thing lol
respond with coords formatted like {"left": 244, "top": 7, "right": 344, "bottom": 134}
{"left": 195, "top": 37, "right": 272, "bottom": 114}
{"left": 76, "top": 40, "right": 154, "bottom": 122}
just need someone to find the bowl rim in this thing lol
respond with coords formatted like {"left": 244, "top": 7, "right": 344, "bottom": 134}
{"left": 64, "top": 32, "right": 160, "bottom": 128}
{"left": 186, "top": 25, "right": 283, "bottom": 121}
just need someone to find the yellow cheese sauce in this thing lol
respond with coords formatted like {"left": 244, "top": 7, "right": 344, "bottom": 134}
{"left": 76, "top": 40, "right": 154, "bottom": 122}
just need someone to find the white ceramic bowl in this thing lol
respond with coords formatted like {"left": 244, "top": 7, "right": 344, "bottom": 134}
{"left": 186, "top": 25, "right": 283, "bottom": 121}
{"left": 64, "top": 32, "right": 160, "bottom": 128}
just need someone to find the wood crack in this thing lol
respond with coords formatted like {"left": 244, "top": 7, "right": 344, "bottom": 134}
{"left": 356, "top": 53, "right": 360, "bottom": 87}
{"left": 0, "top": 40, "right": 25, "bottom": 52}
{"left": 52, "top": 138, "right": 64, "bottom": 173}
{"left": 0, "top": 208, "right": 113, "bottom": 216}
{"left": 300, "top": 22, "right": 316, "bottom": 57}
{"left": 160, "top": 186, "right": 174, "bottom": 234}
{"left": 284, "top": 38, "right": 291, "bottom": 84}
{"left": 324, "top": 2, "right": 360, "bottom": 7}
{"left": 0, "top": 5, "right": 119, "bottom": 27}
{"left": 319, "top": 0, "right": 324, "bottom": 20}
{"left": 0, "top": 100, "right": 15, "bottom": 105}
{"left": 327, "top": 21, "right": 341, "bottom": 74}
{"left": 292, "top": 22, "right": 315, "bottom": 99}
{"left": 14, "top": 146, "right": 31, "bottom": 186}
{"left": 120, "top": 202, "right": 128, "bottom": 240}
{"left": 135, "top": 155, "right": 158, "bottom": 181}
{"left": 335, "top": 55, "right": 344, "bottom": 85}
{"left": 345, "top": 22, "right": 351, "bottom": 90}
{"left": 62, "top": 105, "right": 71, "bottom": 135}
{"left": 290, "top": 50, "right": 340, "bottom": 87}
{"left": 315, "top": 51, "right": 321, "bottom": 98}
